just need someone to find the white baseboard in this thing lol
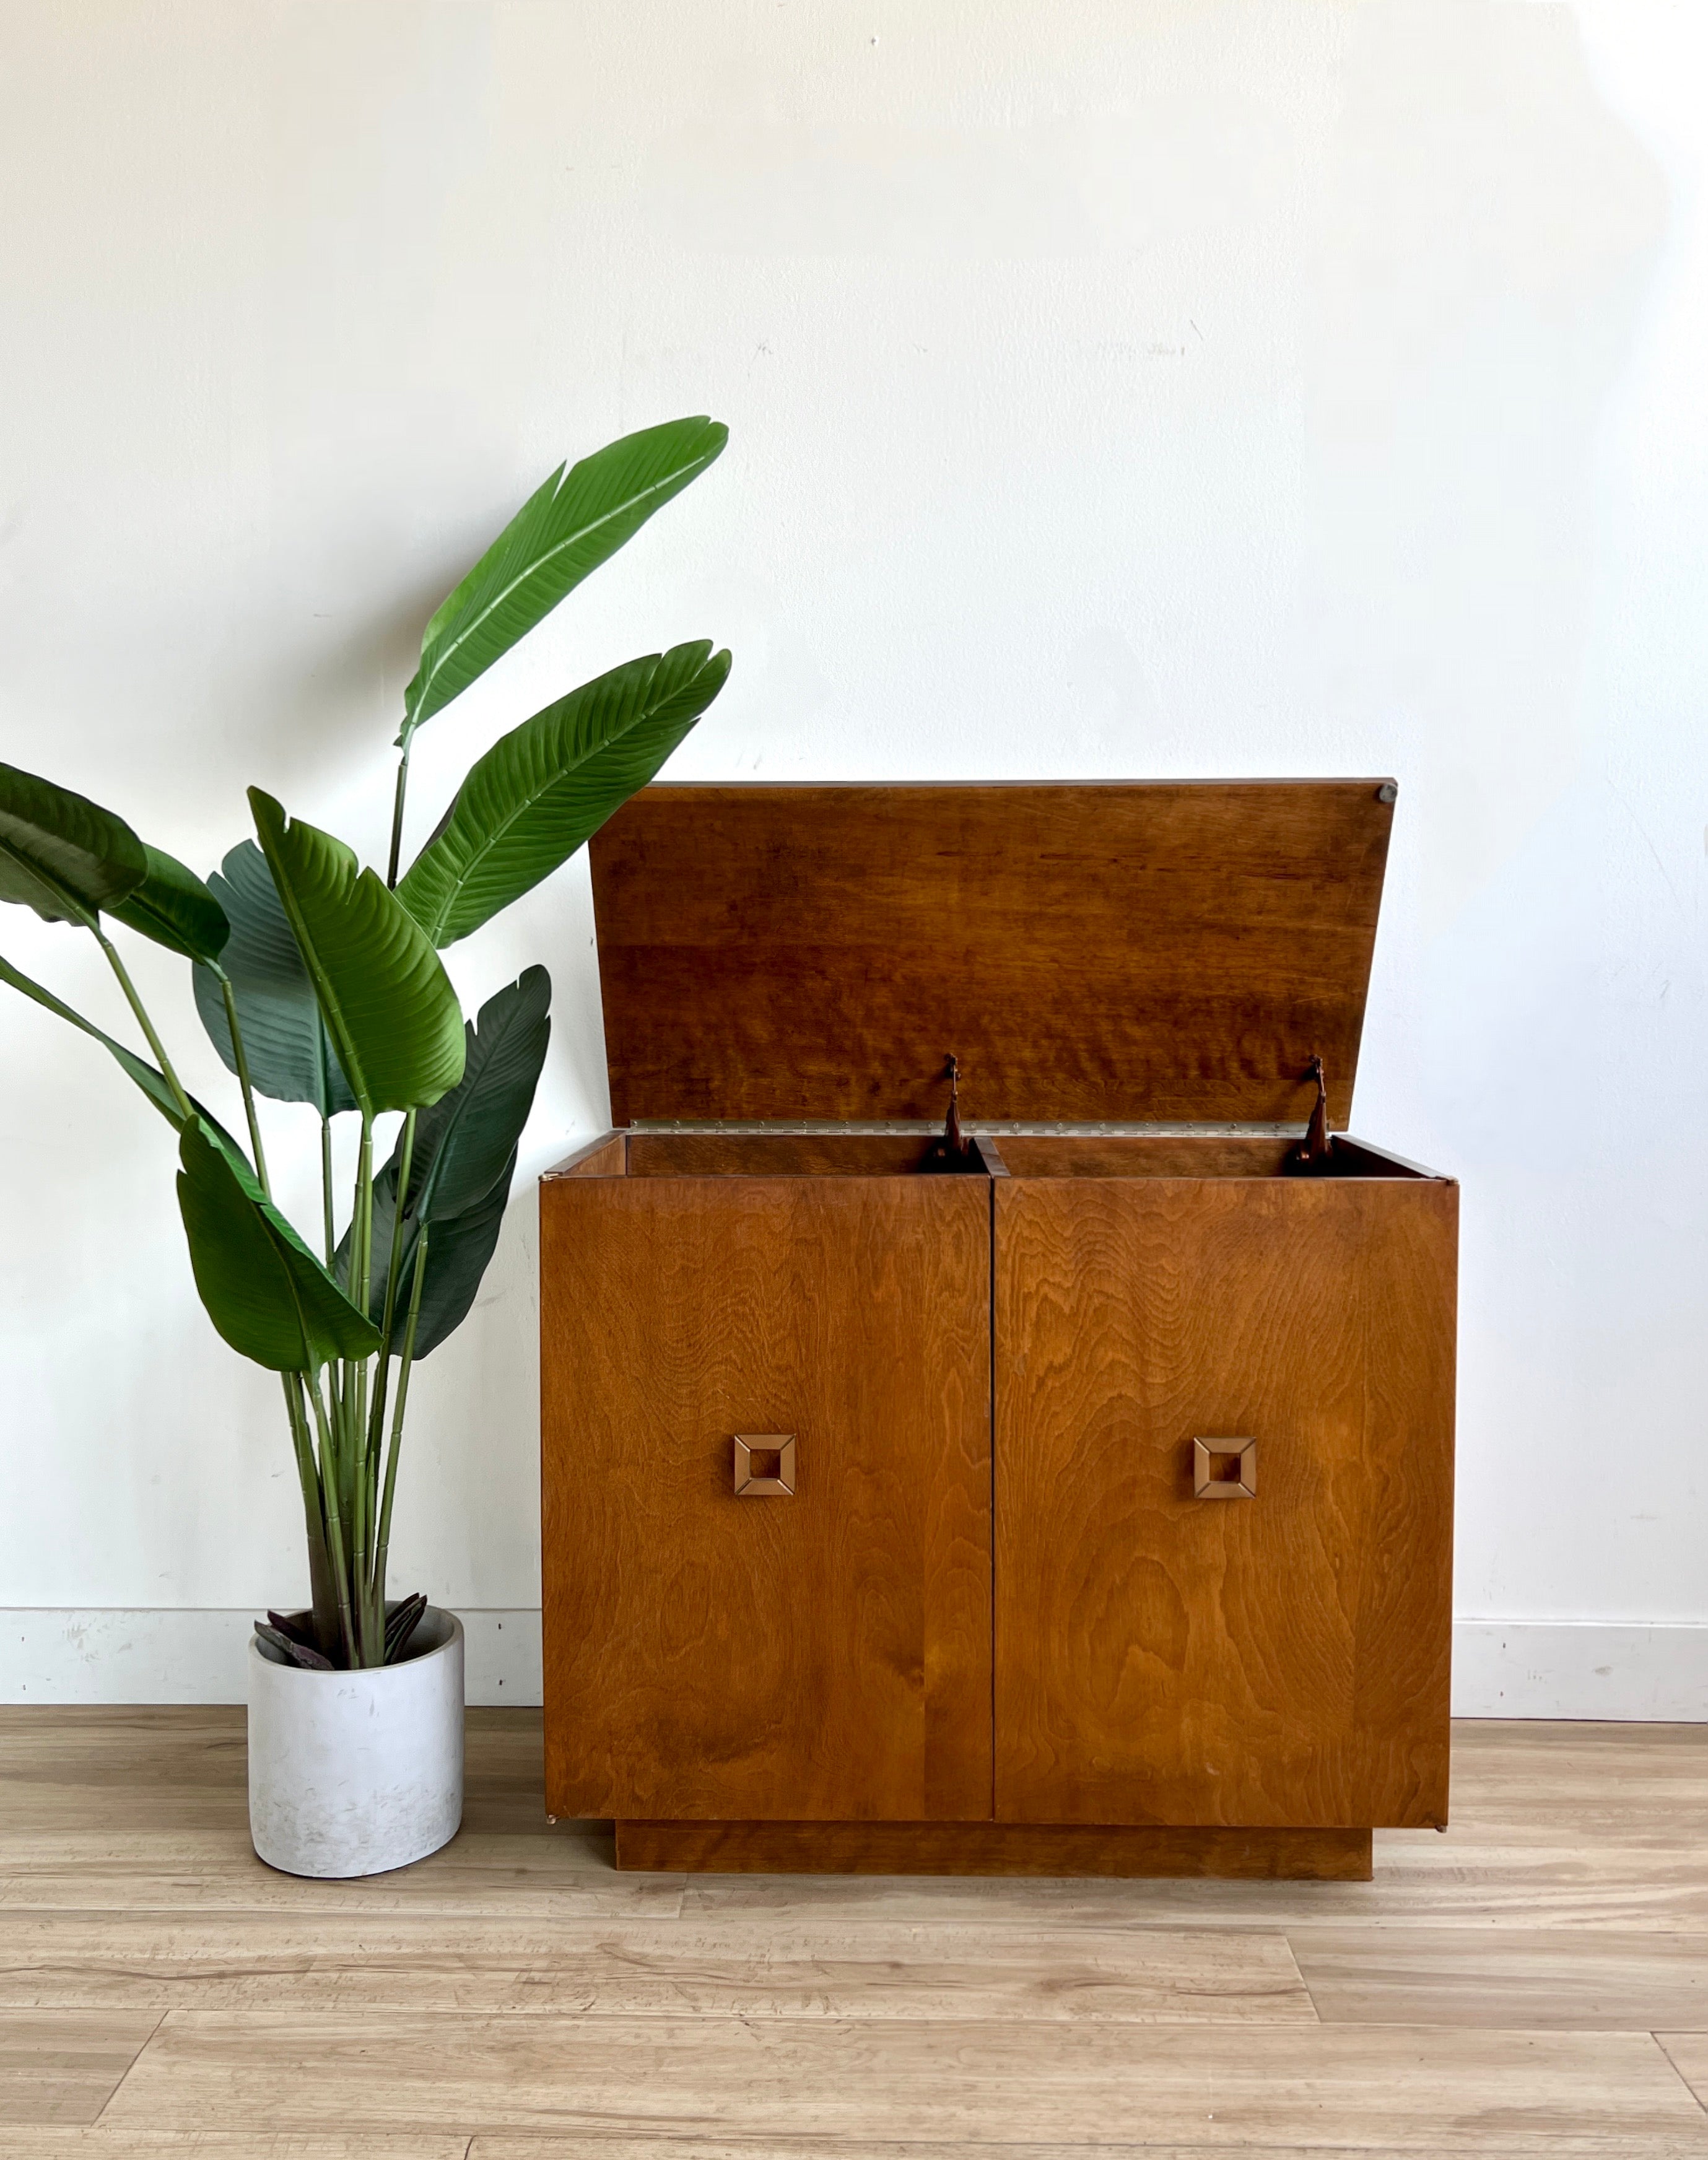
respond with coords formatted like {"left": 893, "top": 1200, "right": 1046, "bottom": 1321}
{"left": 1450, "top": 1619, "right": 1708, "bottom": 1720}
{"left": 4, "top": 1611, "right": 1705, "bottom": 1718}
{"left": 0, "top": 1608, "right": 541, "bottom": 1706}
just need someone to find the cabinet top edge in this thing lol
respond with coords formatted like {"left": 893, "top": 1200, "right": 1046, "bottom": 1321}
{"left": 539, "top": 1121, "right": 1455, "bottom": 1184}
{"left": 625, "top": 1118, "right": 1307, "bottom": 1136}
{"left": 605, "top": 778, "right": 1400, "bottom": 792}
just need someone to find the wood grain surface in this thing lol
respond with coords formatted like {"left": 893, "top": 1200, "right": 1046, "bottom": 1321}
{"left": 0, "top": 2012, "right": 160, "bottom": 2125}
{"left": 469, "top": 2146, "right": 1708, "bottom": 2160}
{"left": 6, "top": 2134, "right": 475, "bottom": 2151}
{"left": 541, "top": 1174, "right": 991, "bottom": 1821}
{"left": 8, "top": 1712, "right": 1708, "bottom": 2148}
{"left": 0, "top": 1833, "right": 677, "bottom": 1921}
{"left": 471, "top": 2143, "right": 1707, "bottom": 2160}
{"left": 98, "top": 2013, "right": 1707, "bottom": 2147}
{"left": 0, "top": 1709, "right": 671, "bottom": 1922}
{"left": 1295, "top": 1928, "right": 1708, "bottom": 2028}
{"left": 1658, "top": 2033, "right": 1708, "bottom": 2108}
{"left": 624, "top": 1133, "right": 943, "bottom": 1177}
{"left": 996, "top": 1134, "right": 1434, "bottom": 1180}
{"left": 676, "top": 1845, "right": 1708, "bottom": 1932}
{"left": 0, "top": 1911, "right": 1314, "bottom": 2022}
{"left": 589, "top": 782, "right": 1394, "bottom": 1125}
{"left": 996, "top": 1135, "right": 1299, "bottom": 1178}
{"left": 614, "top": 1820, "right": 1371, "bottom": 1878}
{"left": 4, "top": 2140, "right": 473, "bottom": 2159}
{"left": 994, "top": 1173, "right": 1457, "bottom": 1828}
{"left": 541, "top": 1130, "right": 625, "bottom": 1178}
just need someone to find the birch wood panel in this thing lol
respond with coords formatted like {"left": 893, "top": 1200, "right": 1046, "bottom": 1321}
{"left": 0, "top": 1914, "right": 1312, "bottom": 2021}
{"left": 590, "top": 781, "right": 1394, "bottom": 1125}
{"left": 7, "top": 2137, "right": 470, "bottom": 2158}
{"left": 471, "top": 2146, "right": 1708, "bottom": 2160}
{"left": 1296, "top": 1928, "right": 1708, "bottom": 2027}
{"left": 541, "top": 1174, "right": 991, "bottom": 1822}
{"left": 1436, "top": 1720, "right": 1708, "bottom": 1826}
{"left": 993, "top": 1175, "right": 1456, "bottom": 1830}
{"left": 98, "top": 2014, "right": 1708, "bottom": 2147}
{"left": 679, "top": 1822, "right": 1708, "bottom": 1931}
{"left": 617, "top": 1819, "right": 1370, "bottom": 1878}
{"left": 0, "top": 1710, "right": 249, "bottom": 1835}
{"left": 0, "top": 1709, "right": 1679, "bottom": 1814}
{"left": 0, "top": 1707, "right": 542, "bottom": 1834}
{"left": 1657, "top": 2034, "right": 1708, "bottom": 2107}
{"left": 0, "top": 1834, "right": 681, "bottom": 1920}
{"left": 0, "top": 2011, "right": 159, "bottom": 2127}
{"left": 9, "top": 1716, "right": 1708, "bottom": 2143}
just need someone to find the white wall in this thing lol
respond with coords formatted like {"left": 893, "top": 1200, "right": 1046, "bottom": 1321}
{"left": 2, "top": 0, "right": 1704, "bottom": 1710}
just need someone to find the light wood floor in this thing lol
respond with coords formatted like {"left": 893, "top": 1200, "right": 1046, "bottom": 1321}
{"left": 2, "top": 1712, "right": 1707, "bottom": 2156}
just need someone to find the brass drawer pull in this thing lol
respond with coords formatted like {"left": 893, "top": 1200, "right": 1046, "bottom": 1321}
{"left": 1193, "top": 1437, "right": 1257, "bottom": 1499}
{"left": 734, "top": 1435, "right": 796, "bottom": 1496}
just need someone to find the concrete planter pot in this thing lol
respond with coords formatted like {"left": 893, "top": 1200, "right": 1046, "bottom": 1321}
{"left": 246, "top": 1608, "right": 464, "bottom": 1878}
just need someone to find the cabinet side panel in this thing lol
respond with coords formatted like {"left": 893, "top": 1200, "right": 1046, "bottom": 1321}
{"left": 541, "top": 1176, "right": 990, "bottom": 1822}
{"left": 993, "top": 1178, "right": 1455, "bottom": 1828}
{"left": 1351, "top": 1181, "right": 1457, "bottom": 1822}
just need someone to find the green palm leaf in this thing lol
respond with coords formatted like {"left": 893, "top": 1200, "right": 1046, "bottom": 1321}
{"left": 178, "top": 1119, "right": 380, "bottom": 1371}
{"left": 355, "top": 1146, "right": 518, "bottom": 1359}
{"left": 396, "top": 643, "right": 730, "bottom": 947}
{"left": 395, "top": 965, "right": 551, "bottom": 1224}
{"left": 400, "top": 417, "right": 728, "bottom": 747}
{"left": 108, "top": 845, "right": 230, "bottom": 963}
{"left": 249, "top": 793, "right": 465, "bottom": 1118}
{"left": 406, "top": 1150, "right": 516, "bottom": 1357}
{"left": 338, "top": 970, "right": 549, "bottom": 1356}
{"left": 193, "top": 841, "right": 355, "bottom": 1114}
{"left": 0, "top": 762, "right": 147, "bottom": 925}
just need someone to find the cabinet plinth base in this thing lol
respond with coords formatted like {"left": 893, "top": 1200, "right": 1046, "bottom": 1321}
{"left": 613, "top": 1819, "right": 1374, "bottom": 1880}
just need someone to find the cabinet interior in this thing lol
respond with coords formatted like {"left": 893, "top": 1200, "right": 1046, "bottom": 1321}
{"left": 558, "top": 1131, "right": 1437, "bottom": 1182}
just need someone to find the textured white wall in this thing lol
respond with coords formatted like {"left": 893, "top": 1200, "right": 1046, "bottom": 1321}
{"left": 1, "top": 1, "right": 1703, "bottom": 1697}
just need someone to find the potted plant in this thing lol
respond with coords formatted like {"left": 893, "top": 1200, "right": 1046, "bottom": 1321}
{"left": 0, "top": 416, "right": 731, "bottom": 1877}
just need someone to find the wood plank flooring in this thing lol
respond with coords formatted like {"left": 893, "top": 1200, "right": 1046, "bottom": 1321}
{"left": 0, "top": 1710, "right": 1705, "bottom": 2155}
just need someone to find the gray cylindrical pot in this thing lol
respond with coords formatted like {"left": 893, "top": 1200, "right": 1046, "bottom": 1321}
{"left": 246, "top": 1608, "right": 464, "bottom": 1878}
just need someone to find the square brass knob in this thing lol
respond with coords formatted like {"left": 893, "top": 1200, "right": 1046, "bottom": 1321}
{"left": 734, "top": 1434, "right": 796, "bottom": 1497}
{"left": 1193, "top": 1437, "right": 1257, "bottom": 1499}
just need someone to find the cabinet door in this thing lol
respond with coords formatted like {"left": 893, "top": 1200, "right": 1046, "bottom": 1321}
{"left": 994, "top": 1177, "right": 1456, "bottom": 1829}
{"left": 542, "top": 1174, "right": 991, "bottom": 1822}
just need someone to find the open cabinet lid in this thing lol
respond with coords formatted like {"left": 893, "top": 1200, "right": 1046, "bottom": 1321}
{"left": 589, "top": 781, "right": 1395, "bottom": 1128}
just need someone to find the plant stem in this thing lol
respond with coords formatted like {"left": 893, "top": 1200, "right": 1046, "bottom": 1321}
{"left": 371, "top": 1221, "right": 429, "bottom": 1619}
{"left": 320, "top": 1114, "right": 335, "bottom": 1266}
{"left": 339, "top": 1366, "right": 366, "bottom": 1661}
{"left": 352, "top": 1117, "right": 375, "bottom": 1309}
{"left": 319, "top": 1116, "right": 345, "bottom": 1432}
{"left": 348, "top": 1117, "right": 376, "bottom": 1656}
{"left": 282, "top": 1374, "right": 338, "bottom": 1657}
{"left": 214, "top": 969, "right": 270, "bottom": 1194}
{"left": 365, "top": 1108, "right": 417, "bottom": 1465}
{"left": 341, "top": 1122, "right": 373, "bottom": 1483}
{"left": 306, "top": 1366, "right": 358, "bottom": 1668}
{"left": 358, "top": 1108, "right": 416, "bottom": 1660}
{"left": 385, "top": 743, "right": 412, "bottom": 889}
{"left": 93, "top": 930, "right": 191, "bottom": 1118}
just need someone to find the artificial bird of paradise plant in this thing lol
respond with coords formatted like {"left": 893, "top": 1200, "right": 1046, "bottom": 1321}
{"left": 0, "top": 416, "right": 731, "bottom": 1669}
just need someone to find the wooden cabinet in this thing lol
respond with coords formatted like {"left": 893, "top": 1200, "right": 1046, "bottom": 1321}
{"left": 993, "top": 1155, "right": 1456, "bottom": 1832}
{"left": 541, "top": 1163, "right": 991, "bottom": 1823}
{"left": 541, "top": 783, "right": 1457, "bottom": 1879}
